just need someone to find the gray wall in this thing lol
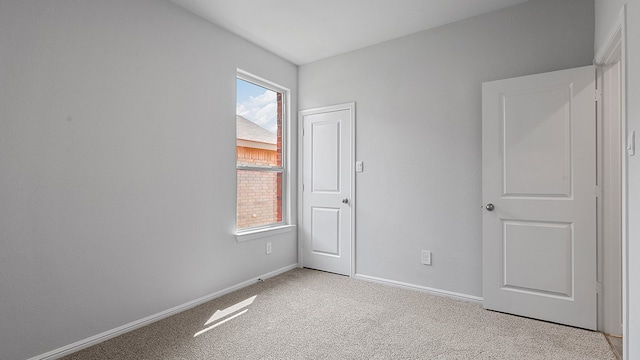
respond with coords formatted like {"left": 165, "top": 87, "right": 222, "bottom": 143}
{"left": 596, "top": 0, "right": 640, "bottom": 357}
{"left": 299, "top": 0, "right": 594, "bottom": 298}
{"left": 0, "top": 1, "right": 297, "bottom": 359}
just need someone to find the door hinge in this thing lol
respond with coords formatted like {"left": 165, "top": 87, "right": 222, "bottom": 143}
{"left": 595, "top": 185, "right": 602, "bottom": 197}
{"left": 595, "top": 88, "right": 602, "bottom": 102}
{"left": 302, "top": 183, "right": 304, "bottom": 192}
{"left": 596, "top": 281, "right": 603, "bottom": 294}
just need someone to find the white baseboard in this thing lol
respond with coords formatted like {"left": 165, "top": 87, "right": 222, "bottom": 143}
{"left": 31, "top": 263, "right": 299, "bottom": 360}
{"left": 354, "top": 273, "right": 483, "bottom": 304}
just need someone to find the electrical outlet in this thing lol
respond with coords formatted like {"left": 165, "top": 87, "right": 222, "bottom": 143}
{"left": 266, "top": 242, "right": 272, "bottom": 255}
{"left": 421, "top": 250, "right": 431, "bottom": 265}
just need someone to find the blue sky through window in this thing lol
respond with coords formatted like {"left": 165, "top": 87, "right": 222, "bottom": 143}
{"left": 236, "top": 78, "right": 278, "bottom": 134}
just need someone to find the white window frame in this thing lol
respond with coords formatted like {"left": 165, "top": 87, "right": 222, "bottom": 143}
{"left": 235, "top": 70, "right": 294, "bottom": 241}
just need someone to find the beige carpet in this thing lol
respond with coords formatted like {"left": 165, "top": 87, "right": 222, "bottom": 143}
{"left": 61, "top": 268, "right": 615, "bottom": 359}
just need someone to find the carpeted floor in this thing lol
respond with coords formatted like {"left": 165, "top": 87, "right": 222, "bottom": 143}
{"left": 61, "top": 268, "right": 616, "bottom": 359}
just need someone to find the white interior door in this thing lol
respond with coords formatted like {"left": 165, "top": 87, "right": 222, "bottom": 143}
{"left": 482, "top": 66, "right": 597, "bottom": 330}
{"left": 301, "top": 103, "right": 354, "bottom": 276}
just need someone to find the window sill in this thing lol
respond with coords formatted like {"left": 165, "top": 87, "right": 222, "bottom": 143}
{"left": 235, "top": 225, "right": 296, "bottom": 242}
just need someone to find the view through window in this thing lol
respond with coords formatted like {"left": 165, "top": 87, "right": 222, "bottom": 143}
{"left": 236, "top": 76, "right": 284, "bottom": 230}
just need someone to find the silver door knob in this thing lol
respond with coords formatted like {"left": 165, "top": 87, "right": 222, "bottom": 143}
{"left": 485, "top": 203, "right": 495, "bottom": 211}
{"left": 342, "top": 198, "right": 349, "bottom": 204}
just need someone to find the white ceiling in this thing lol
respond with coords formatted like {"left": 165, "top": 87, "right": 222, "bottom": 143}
{"left": 168, "top": 0, "right": 529, "bottom": 65}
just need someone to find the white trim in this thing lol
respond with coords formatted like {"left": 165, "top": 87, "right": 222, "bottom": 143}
{"left": 595, "top": 8, "right": 626, "bottom": 64}
{"left": 235, "top": 69, "right": 294, "bottom": 233}
{"left": 235, "top": 224, "right": 296, "bottom": 242}
{"left": 354, "top": 273, "right": 483, "bottom": 304}
{"left": 620, "top": 7, "right": 628, "bottom": 359}
{"left": 297, "top": 106, "right": 303, "bottom": 269}
{"left": 298, "top": 102, "right": 356, "bottom": 277}
{"left": 346, "top": 103, "right": 356, "bottom": 277}
{"left": 594, "top": 5, "right": 628, "bottom": 357}
{"left": 595, "top": 65, "right": 604, "bottom": 331}
{"left": 596, "top": 62, "right": 624, "bottom": 335}
{"left": 237, "top": 68, "right": 289, "bottom": 94}
{"left": 29, "top": 264, "right": 298, "bottom": 360}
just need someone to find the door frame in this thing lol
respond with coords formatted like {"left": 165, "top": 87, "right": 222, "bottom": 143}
{"left": 594, "top": 3, "right": 627, "bottom": 352}
{"left": 298, "top": 102, "right": 356, "bottom": 276}
{"left": 596, "top": 61, "right": 623, "bottom": 336}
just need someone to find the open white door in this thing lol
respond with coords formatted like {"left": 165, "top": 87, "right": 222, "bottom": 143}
{"left": 482, "top": 66, "right": 597, "bottom": 330}
{"left": 300, "top": 103, "right": 354, "bottom": 276}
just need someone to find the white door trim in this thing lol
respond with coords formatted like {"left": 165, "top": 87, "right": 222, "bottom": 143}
{"left": 298, "top": 102, "right": 356, "bottom": 277}
{"left": 596, "top": 62, "right": 624, "bottom": 336}
{"left": 595, "top": 4, "right": 627, "bottom": 353}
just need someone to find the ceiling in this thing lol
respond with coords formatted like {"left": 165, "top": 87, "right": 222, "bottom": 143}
{"left": 168, "top": 0, "right": 529, "bottom": 65}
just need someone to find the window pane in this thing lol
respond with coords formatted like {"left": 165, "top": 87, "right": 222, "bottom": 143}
{"left": 237, "top": 170, "right": 283, "bottom": 229}
{"left": 236, "top": 76, "right": 285, "bottom": 230}
{"left": 236, "top": 79, "right": 282, "bottom": 167}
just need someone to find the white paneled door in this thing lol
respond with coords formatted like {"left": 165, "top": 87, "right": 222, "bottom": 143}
{"left": 482, "top": 66, "right": 597, "bottom": 330}
{"left": 301, "top": 103, "right": 354, "bottom": 276}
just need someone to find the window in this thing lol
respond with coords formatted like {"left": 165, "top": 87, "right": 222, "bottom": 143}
{"left": 236, "top": 72, "right": 287, "bottom": 232}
